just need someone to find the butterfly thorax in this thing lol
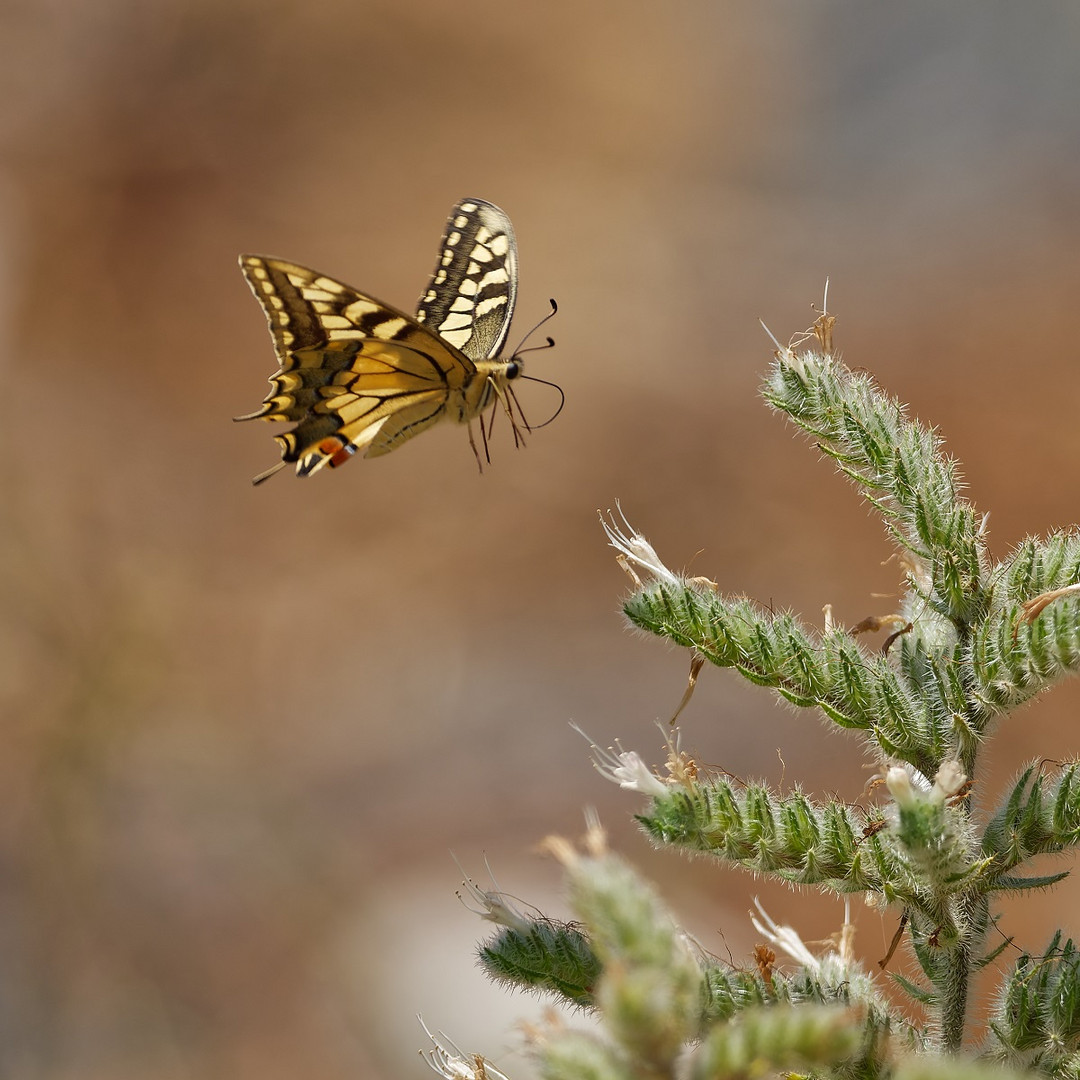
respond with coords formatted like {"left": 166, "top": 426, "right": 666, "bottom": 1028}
{"left": 452, "top": 357, "right": 523, "bottom": 423}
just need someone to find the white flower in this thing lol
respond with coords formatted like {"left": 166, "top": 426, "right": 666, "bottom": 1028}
{"left": 930, "top": 760, "right": 967, "bottom": 804}
{"left": 419, "top": 1018, "right": 511, "bottom": 1080}
{"left": 885, "top": 766, "right": 917, "bottom": 809}
{"left": 571, "top": 723, "right": 669, "bottom": 799}
{"left": 750, "top": 898, "right": 821, "bottom": 973}
{"left": 598, "top": 502, "right": 679, "bottom": 586}
{"left": 751, "top": 898, "right": 858, "bottom": 975}
{"left": 454, "top": 858, "right": 533, "bottom": 935}
{"left": 886, "top": 762, "right": 966, "bottom": 809}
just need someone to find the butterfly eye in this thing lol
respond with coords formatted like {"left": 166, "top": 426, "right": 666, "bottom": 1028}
{"left": 504, "top": 360, "right": 522, "bottom": 380}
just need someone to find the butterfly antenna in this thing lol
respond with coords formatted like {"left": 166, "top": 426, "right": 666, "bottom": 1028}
{"left": 518, "top": 374, "right": 565, "bottom": 429}
{"left": 509, "top": 298, "right": 558, "bottom": 358}
{"left": 515, "top": 336, "right": 556, "bottom": 359}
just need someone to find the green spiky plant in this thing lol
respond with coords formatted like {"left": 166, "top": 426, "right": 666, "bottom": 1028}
{"left": 423, "top": 311, "right": 1080, "bottom": 1080}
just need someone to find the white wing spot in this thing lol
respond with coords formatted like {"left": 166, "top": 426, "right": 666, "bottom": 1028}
{"left": 478, "top": 267, "right": 510, "bottom": 288}
{"left": 439, "top": 327, "right": 471, "bottom": 349}
{"left": 476, "top": 297, "right": 508, "bottom": 317}
{"left": 489, "top": 235, "right": 510, "bottom": 257}
{"left": 342, "top": 299, "right": 381, "bottom": 319}
{"left": 438, "top": 313, "right": 473, "bottom": 333}
{"left": 447, "top": 231, "right": 462, "bottom": 247}
{"left": 371, "top": 316, "right": 407, "bottom": 340}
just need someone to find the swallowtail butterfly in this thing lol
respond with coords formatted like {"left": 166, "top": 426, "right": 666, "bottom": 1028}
{"left": 238, "top": 198, "right": 546, "bottom": 484}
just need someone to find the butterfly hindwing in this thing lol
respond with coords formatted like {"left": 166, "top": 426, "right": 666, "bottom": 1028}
{"left": 415, "top": 198, "right": 518, "bottom": 363}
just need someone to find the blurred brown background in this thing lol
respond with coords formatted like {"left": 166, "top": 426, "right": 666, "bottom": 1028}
{"left": 3, "top": 2, "right": 1080, "bottom": 1077}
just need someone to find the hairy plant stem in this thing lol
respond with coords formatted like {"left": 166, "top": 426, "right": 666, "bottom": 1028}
{"left": 936, "top": 718, "right": 981, "bottom": 1055}
{"left": 938, "top": 890, "right": 987, "bottom": 1053}
{"left": 940, "top": 919, "right": 972, "bottom": 1052}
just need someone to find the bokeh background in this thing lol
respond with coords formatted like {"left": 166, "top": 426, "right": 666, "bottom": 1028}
{"left": 3, "top": 2, "right": 1080, "bottom": 1077}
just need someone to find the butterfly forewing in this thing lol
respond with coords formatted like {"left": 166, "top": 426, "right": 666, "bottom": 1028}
{"left": 415, "top": 198, "right": 518, "bottom": 362}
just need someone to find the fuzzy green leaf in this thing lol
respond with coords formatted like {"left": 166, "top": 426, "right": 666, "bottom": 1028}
{"left": 623, "top": 582, "right": 948, "bottom": 774}
{"left": 762, "top": 350, "right": 990, "bottom": 624}
{"left": 982, "top": 763, "right": 1080, "bottom": 884}
{"left": 637, "top": 779, "right": 925, "bottom": 900}
{"left": 478, "top": 920, "right": 601, "bottom": 1007}
{"left": 892, "top": 972, "right": 937, "bottom": 1006}
{"left": 987, "top": 932, "right": 1080, "bottom": 1073}
{"left": 971, "top": 591, "right": 1080, "bottom": 719}
{"left": 689, "top": 1004, "right": 861, "bottom": 1080}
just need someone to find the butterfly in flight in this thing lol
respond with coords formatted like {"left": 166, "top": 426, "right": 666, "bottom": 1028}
{"left": 237, "top": 197, "right": 557, "bottom": 484}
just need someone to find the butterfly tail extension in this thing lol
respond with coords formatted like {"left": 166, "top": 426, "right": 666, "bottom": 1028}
{"left": 235, "top": 399, "right": 293, "bottom": 423}
{"left": 250, "top": 460, "right": 288, "bottom": 486}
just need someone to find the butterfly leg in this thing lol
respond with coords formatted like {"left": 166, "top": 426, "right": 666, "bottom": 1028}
{"left": 489, "top": 381, "right": 527, "bottom": 450}
{"left": 480, "top": 411, "right": 495, "bottom": 466}
{"left": 467, "top": 421, "right": 485, "bottom": 474}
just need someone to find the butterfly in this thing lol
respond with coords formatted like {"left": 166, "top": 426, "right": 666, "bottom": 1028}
{"left": 237, "top": 197, "right": 556, "bottom": 484}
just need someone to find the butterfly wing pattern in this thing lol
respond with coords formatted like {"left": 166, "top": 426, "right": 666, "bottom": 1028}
{"left": 237, "top": 198, "right": 522, "bottom": 484}
{"left": 415, "top": 198, "right": 517, "bottom": 362}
